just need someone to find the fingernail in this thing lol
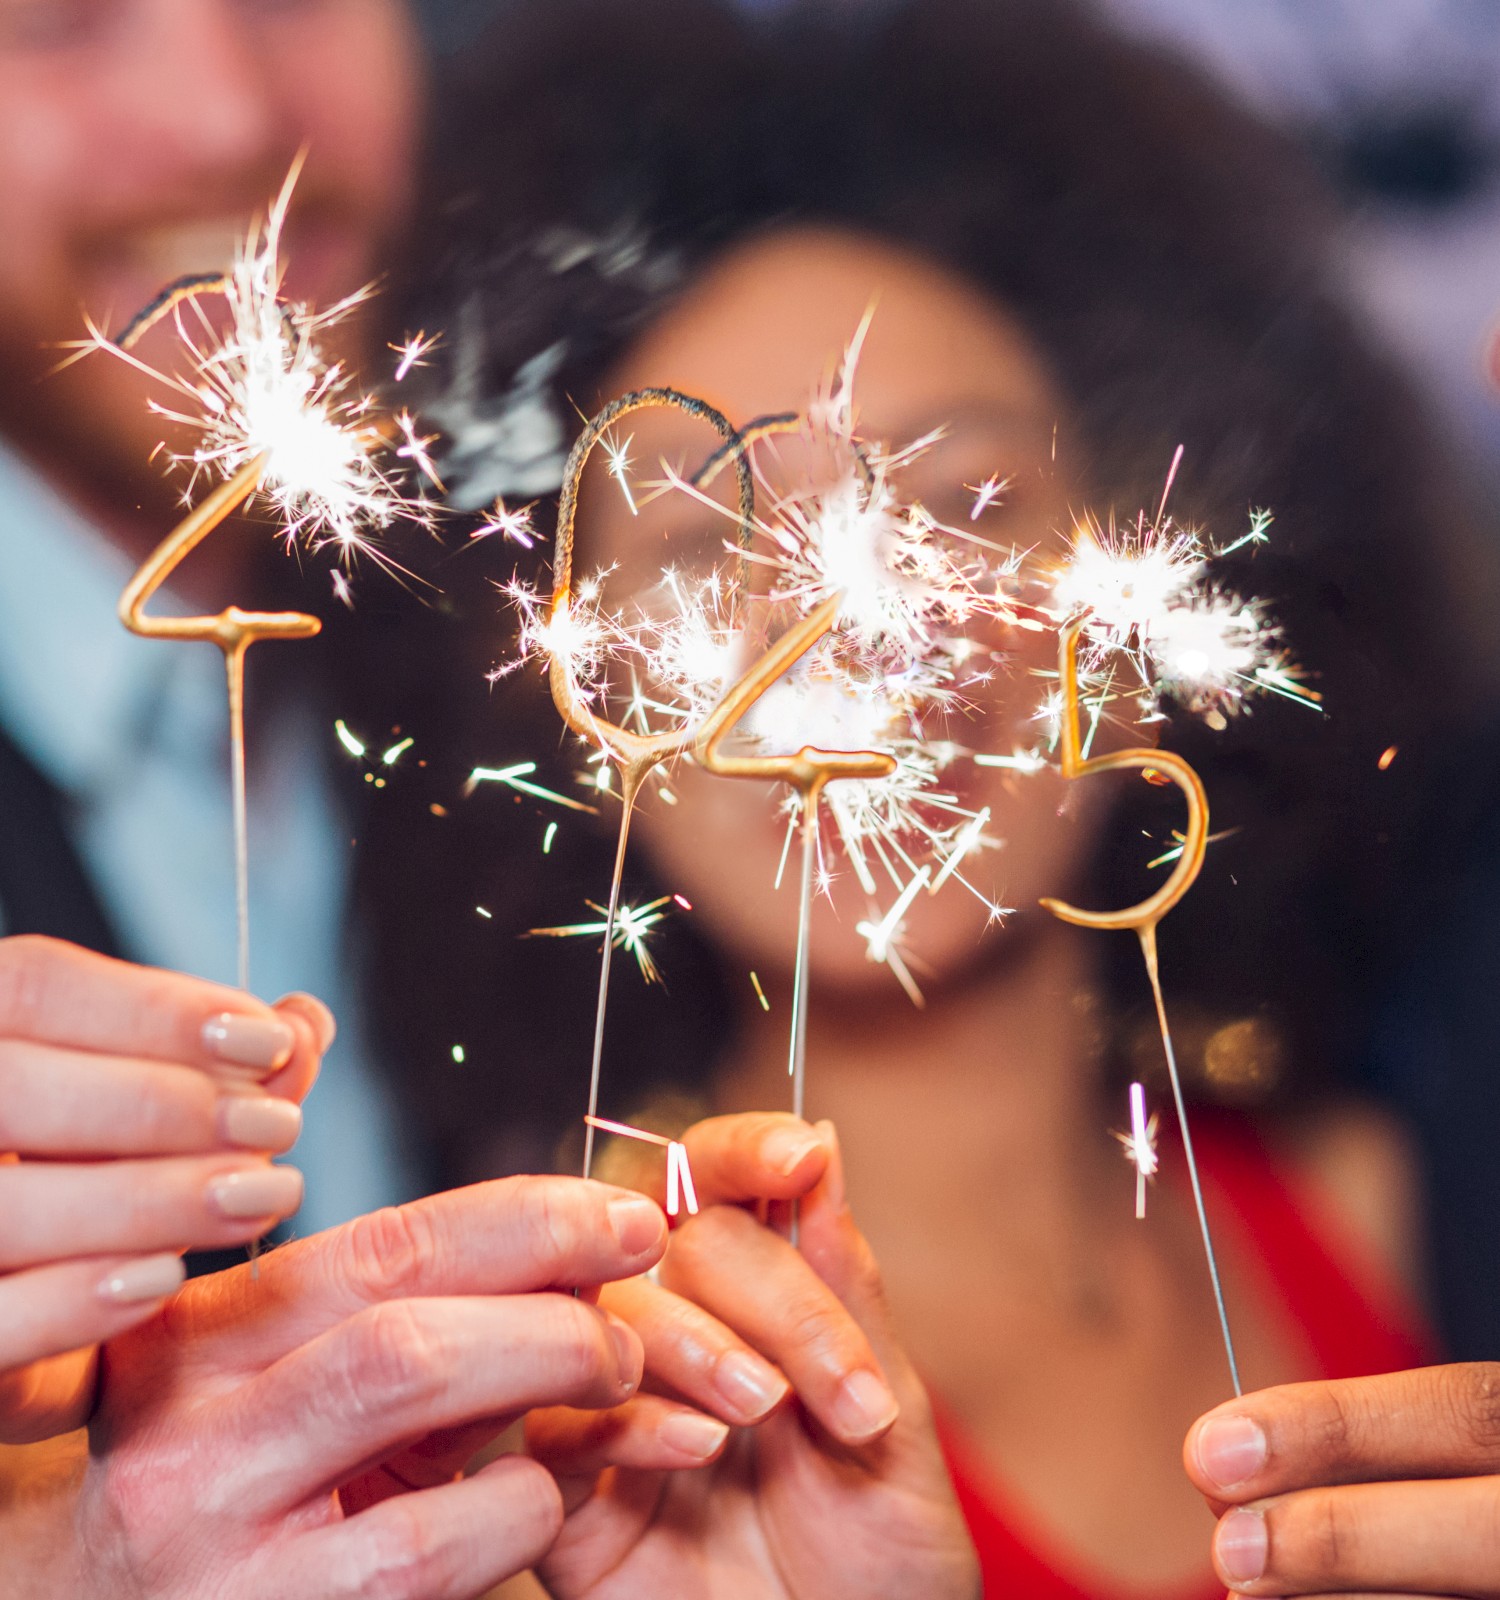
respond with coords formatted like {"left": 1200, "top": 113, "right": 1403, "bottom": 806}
{"left": 218, "top": 1095, "right": 303, "bottom": 1152}
{"left": 1215, "top": 1507, "right": 1268, "bottom": 1587}
{"left": 97, "top": 1253, "right": 186, "bottom": 1305}
{"left": 277, "top": 993, "right": 337, "bottom": 1053}
{"left": 764, "top": 1124, "right": 824, "bottom": 1177}
{"left": 658, "top": 1409, "right": 730, "bottom": 1461}
{"left": 202, "top": 1013, "right": 295, "bottom": 1075}
{"left": 1195, "top": 1414, "right": 1268, "bottom": 1490}
{"left": 816, "top": 1119, "right": 845, "bottom": 1211}
{"left": 831, "top": 1368, "right": 899, "bottom": 1443}
{"left": 714, "top": 1349, "right": 790, "bottom": 1421}
{"left": 607, "top": 1194, "right": 665, "bottom": 1257}
{"left": 207, "top": 1164, "right": 304, "bottom": 1219}
{"left": 605, "top": 1313, "right": 643, "bottom": 1391}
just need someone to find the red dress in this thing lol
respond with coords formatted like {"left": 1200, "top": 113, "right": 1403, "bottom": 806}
{"left": 937, "top": 1114, "right": 1434, "bottom": 1600}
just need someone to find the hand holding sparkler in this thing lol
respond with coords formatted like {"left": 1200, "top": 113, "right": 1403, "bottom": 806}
{"left": 527, "top": 1113, "right": 980, "bottom": 1600}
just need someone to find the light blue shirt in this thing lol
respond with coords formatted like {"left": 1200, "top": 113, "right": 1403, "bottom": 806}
{"left": 0, "top": 446, "right": 414, "bottom": 1232}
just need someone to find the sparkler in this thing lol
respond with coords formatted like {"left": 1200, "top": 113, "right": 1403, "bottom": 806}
{"left": 107, "top": 170, "right": 433, "bottom": 1000}
{"left": 1041, "top": 613, "right": 1242, "bottom": 1393}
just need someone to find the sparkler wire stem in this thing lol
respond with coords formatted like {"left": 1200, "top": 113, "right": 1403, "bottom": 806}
{"left": 787, "top": 795, "right": 820, "bottom": 1249}
{"left": 1140, "top": 923, "right": 1243, "bottom": 1397}
{"left": 226, "top": 642, "right": 251, "bottom": 994}
{"left": 582, "top": 780, "right": 639, "bottom": 1183}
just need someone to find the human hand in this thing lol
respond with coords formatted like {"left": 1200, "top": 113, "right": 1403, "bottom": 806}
{"left": 528, "top": 1113, "right": 981, "bottom": 1600}
{"left": 1185, "top": 1362, "right": 1500, "bottom": 1595}
{"left": 47, "top": 1174, "right": 670, "bottom": 1598}
{"left": 0, "top": 935, "right": 329, "bottom": 1444}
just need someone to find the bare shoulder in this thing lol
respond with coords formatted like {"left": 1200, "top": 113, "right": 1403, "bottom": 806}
{"left": 1272, "top": 1098, "right": 1427, "bottom": 1301}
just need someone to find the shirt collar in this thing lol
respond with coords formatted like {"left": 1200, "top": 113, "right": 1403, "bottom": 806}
{"left": 0, "top": 444, "right": 225, "bottom": 796}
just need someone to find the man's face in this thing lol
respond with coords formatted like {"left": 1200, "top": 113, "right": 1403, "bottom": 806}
{"left": 0, "top": 0, "right": 424, "bottom": 502}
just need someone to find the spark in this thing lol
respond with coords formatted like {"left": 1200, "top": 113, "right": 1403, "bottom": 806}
{"left": 583, "top": 1116, "right": 700, "bottom": 1216}
{"left": 473, "top": 499, "right": 537, "bottom": 548}
{"left": 334, "top": 719, "right": 366, "bottom": 759}
{"left": 467, "top": 761, "right": 598, "bottom": 813}
{"left": 1379, "top": 744, "right": 1399, "bottom": 771}
{"left": 382, "top": 736, "right": 414, "bottom": 766}
{"left": 974, "top": 747, "right": 1047, "bottom": 774}
{"left": 1114, "top": 1081, "right": 1160, "bottom": 1219}
{"left": 750, "top": 970, "right": 771, "bottom": 1012}
{"left": 391, "top": 330, "right": 440, "bottom": 383}
{"left": 967, "top": 474, "right": 1008, "bottom": 520}
{"left": 543, "top": 821, "right": 559, "bottom": 853}
{"left": 82, "top": 165, "right": 435, "bottom": 573}
{"left": 603, "top": 431, "right": 639, "bottom": 515}
{"left": 476, "top": 906, "right": 493, "bottom": 919}
{"left": 526, "top": 895, "right": 673, "bottom": 982}
{"left": 451, "top": 1044, "right": 467, "bottom": 1065}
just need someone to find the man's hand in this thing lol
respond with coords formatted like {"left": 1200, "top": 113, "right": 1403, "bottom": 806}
{"left": 527, "top": 1114, "right": 981, "bottom": 1600}
{"left": 1185, "top": 1363, "right": 1500, "bottom": 1595}
{"left": 38, "top": 1174, "right": 669, "bottom": 1599}
{"left": 0, "top": 936, "right": 328, "bottom": 1443}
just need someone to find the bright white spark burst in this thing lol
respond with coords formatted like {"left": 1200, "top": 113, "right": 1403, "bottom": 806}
{"left": 1114, "top": 1080, "right": 1161, "bottom": 1220}
{"left": 526, "top": 896, "right": 674, "bottom": 982}
{"left": 84, "top": 166, "right": 436, "bottom": 570}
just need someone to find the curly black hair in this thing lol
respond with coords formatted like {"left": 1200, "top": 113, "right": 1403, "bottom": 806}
{"left": 350, "top": 0, "right": 1498, "bottom": 1191}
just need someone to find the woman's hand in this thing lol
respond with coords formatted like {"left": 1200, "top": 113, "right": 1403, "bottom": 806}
{"left": 0, "top": 935, "right": 328, "bottom": 1444}
{"left": 1185, "top": 1363, "right": 1500, "bottom": 1595}
{"left": 32, "top": 1176, "right": 667, "bottom": 1600}
{"left": 527, "top": 1113, "right": 981, "bottom": 1600}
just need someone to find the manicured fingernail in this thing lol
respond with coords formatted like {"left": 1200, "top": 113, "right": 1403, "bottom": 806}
{"left": 607, "top": 1194, "right": 665, "bottom": 1257}
{"left": 277, "top": 993, "right": 337, "bottom": 1053}
{"left": 714, "top": 1349, "right": 790, "bottom": 1421}
{"left": 658, "top": 1410, "right": 729, "bottom": 1462}
{"left": 202, "top": 1013, "right": 295, "bottom": 1075}
{"left": 218, "top": 1095, "right": 303, "bottom": 1152}
{"left": 764, "top": 1124, "right": 824, "bottom": 1177}
{"left": 832, "top": 1368, "right": 899, "bottom": 1442}
{"left": 207, "top": 1164, "right": 304, "bottom": 1219}
{"left": 1195, "top": 1414, "right": 1268, "bottom": 1489}
{"left": 1215, "top": 1507, "right": 1268, "bottom": 1586}
{"left": 815, "top": 1119, "right": 845, "bottom": 1211}
{"left": 605, "top": 1313, "right": 643, "bottom": 1391}
{"left": 97, "top": 1253, "right": 185, "bottom": 1305}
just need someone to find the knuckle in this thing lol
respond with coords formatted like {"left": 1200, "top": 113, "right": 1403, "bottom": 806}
{"left": 335, "top": 1205, "right": 434, "bottom": 1303}
{"left": 356, "top": 1497, "right": 451, "bottom": 1600}
{"left": 345, "top": 1301, "right": 447, "bottom": 1412}
{"left": 0, "top": 937, "right": 65, "bottom": 1035}
{"left": 539, "top": 1295, "right": 616, "bottom": 1394}
{"left": 1446, "top": 1363, "right": 1500, "bottom": 1460}
{"left": 512, "top": 1175, "right": 585, "bottom": 1270}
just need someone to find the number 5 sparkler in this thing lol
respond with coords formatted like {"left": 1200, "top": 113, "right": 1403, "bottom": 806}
{"left": 1041, "top": 612, "right": 1241, "bottom": 1394}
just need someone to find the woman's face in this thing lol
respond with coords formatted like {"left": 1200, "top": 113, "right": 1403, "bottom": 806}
{"left": 576, "top": 226, "right": 1110, "bottom": 998}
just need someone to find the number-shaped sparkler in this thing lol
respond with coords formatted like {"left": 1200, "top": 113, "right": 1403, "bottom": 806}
{"left": 1040, "top": 613, "right": 1240, "bottom": 1394}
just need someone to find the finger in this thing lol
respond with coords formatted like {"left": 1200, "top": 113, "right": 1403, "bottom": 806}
{"left": 599, "top": 1273, "right": 790, "bottom": 1424}
{"left": 662, "top": 1202, "right": 899, "bottom": 1446}
{"left": 0, "top": 1155, "right": 304, "bottom": 1269}
{"left": 221, "top": 1294, "right": 643, "bottom": 1512}
{"left": 1210, "top": 1478, "right": 1500, "bottom": 1595}
{"left": 680, "top": 1112, "right": 831, "bottom": 1207}
{"left": 263, "top": 993, "right": 335, "bottom": 1105}
{"left": 184, "top": 1175, "right": 668, "bottom": 1368}
{"left": 0, "top": 1251, "right": 186, "bottom": 1376}
{"left": 0, "top": 1041, "right": 303, "bottom": 1158}
{"left": 0, "top": 936, "right": 302, "bottom": 1076}
{"left": 279, "top": 1454, "right": 564, "bottom": 1600}
{"left": 528, "top": 1393, "right": 730, "bottom": 1475}
{"left": 1186, "top": 1364, "right": 1500, "bottom": 1504}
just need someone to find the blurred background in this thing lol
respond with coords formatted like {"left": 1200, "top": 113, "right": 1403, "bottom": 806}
{"left": 418, "top": 0, "right": 1500, "bottom": 493}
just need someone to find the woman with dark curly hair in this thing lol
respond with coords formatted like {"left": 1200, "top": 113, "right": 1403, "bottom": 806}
{"left": 368, "top": 0, "right": 1500, "bottom": 1591}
